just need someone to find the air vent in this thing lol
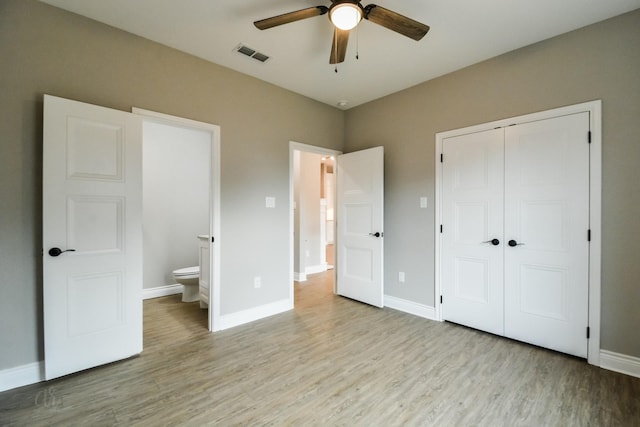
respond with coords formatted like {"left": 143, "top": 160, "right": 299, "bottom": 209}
{"left": 234, "top": 43, "right": 270, "bottom": 63}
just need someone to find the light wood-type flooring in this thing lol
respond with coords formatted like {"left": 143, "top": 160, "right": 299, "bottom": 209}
{"left": 1, "top": 271, "right": 639, "bottom": 426}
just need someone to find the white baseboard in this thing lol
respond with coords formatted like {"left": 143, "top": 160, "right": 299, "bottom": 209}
{"left": 142, "top": 284, "right": 183, "bottom": 300}
{"left": 294, "top": 265, "right": 328, "bottom": 282}
{"left": 306, "top": 264, "right": 327, "bottom": 275}
{"left": 0, "top": 361, "right": 44, "bottom": 392}
{"left": 384, "top": 295, "right": 438, "bottom": 321}
{"left": 219, "top": 298, "right": 292, "bottom": 331}
{"left": 600, "top": 350, "right": 640, "bottom": 378}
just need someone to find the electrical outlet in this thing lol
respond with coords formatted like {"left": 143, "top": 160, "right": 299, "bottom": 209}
{"left": 254, "top": 276, "right": 261, "bottom": 289}
{"left": 398, "top": 272, "right": 405, "bottom": 283}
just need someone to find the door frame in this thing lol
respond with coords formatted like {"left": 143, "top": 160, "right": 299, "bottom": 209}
{"left": 133, "top": 108, "right": 221, "bottom": 332}
{"left": 289, "top": 141, "right": 342, "bottom": 302}
{"left": 434, "top": 100, "right": 602, "bottom": 366}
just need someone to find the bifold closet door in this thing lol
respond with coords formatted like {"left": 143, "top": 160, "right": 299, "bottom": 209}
{"left": 441, "top": 128, "right": 505, "bottom": 335}
{"left": 503, "top": 112, "right": 590, "bottom": 358}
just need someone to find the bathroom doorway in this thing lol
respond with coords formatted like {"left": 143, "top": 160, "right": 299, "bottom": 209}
{"left": 290, "top": 142, "right": 340, "bottom": 303}
{"left": 135, "top": 108, "right": 221, "bottom": 332}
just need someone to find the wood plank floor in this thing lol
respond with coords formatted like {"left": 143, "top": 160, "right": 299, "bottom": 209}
{"left": 1, "top": 271, "right": 639, "bottom": 426}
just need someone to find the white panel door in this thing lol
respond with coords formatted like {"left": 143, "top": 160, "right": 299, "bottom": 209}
{"left": 441, "top": 129, "right": 505, "bottom": 335}
{"left": 336, "top": 147, "right": 384, "bottom": 307}
{"left": 504, "top": 112, "right": 590, "bottom": 357}
{"left": 43, "top": 95, "right": 143, "bottom": 380}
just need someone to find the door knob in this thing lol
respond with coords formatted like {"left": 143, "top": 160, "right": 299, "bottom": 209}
{"left": 48, "top": 247, "right": 76, "bottom": 257}
{"left": 482, "top": 239, "right": 500, "bottom": 246}
{"left": 508, "top": 240, "right": 525, "bottom": 247}
{"left": 369, "top": 232, "right": 382, "bottom": 238}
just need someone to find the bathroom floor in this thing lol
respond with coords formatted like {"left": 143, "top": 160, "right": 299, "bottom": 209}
{"left": 143, "top": 294, "right": 208, "bottom": 348}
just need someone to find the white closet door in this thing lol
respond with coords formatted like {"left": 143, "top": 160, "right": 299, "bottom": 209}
{"left": 504, "top": 112, "right": 590, "bottom": 357}
{"left": 441, "top": 129, "right": 505, "bottom": 335}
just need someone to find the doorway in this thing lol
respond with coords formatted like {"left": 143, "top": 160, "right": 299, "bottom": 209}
{"left": 289, "top": 142, "right": 341, "bottom": 303}
{"left": 134, "top": 108, "right": 221, "bottom": 332}
{"left": 142, "top": 120, "right": 209, "bottom": 329}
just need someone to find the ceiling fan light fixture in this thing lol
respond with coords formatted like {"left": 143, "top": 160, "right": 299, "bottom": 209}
{"left": 330, "top": 2, "right": 362, "bottom": 31}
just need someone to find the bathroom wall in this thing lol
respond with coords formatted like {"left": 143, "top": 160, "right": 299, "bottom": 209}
{"left": 300, "top": 152, "right": 323, "bottom": 274}
{"left": 293, "top": 150, "right": 301, "bottom": 277}
{"left": 142, "top": 121, "right": 210, "bottom": 289}
{"left": 293, "top": 151, "right": 323, "bottom": 278}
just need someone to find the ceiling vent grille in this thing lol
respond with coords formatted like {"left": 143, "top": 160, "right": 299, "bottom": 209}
{"left": 234, "top": 44, "right": 270, "bottom": 63}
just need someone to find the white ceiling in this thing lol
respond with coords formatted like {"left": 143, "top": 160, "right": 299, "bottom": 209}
{"left": 40, "top": 0, "right": 640, "bottom": 109}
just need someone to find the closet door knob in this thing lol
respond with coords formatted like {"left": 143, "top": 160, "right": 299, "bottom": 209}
{"left": 483, "top": 239, "right": 500, "bottom": 246}
{"left": 508, "top": 240, "right": 525, "bottom": 247}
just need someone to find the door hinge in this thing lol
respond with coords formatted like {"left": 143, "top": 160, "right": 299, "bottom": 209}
{"left": 211, "top": 236, "right": 215, "bottom": 243}
{"left": 587, "top": 229, "right": 591, "bottom": 242}
{"left": 440, "top": 224, "right": 443, "bottom": 233}
{"left": 440, "top": 295, "right": 443, "bottom": 304}
{"left": 440, "top": 153, "right": 443, "bottom": 163}
{"left": 588, "top": 131, "right": 592, "bottom": 144}
{"left": 586, "top": 326, "right": 590, "bottom": 339}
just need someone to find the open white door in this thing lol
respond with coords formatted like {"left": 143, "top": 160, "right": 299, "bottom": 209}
{"left": 336, "top": 147, "right": 384, "bottom": 307}
{"left": 43, "top": 95, "right": 143, "bottom": 380}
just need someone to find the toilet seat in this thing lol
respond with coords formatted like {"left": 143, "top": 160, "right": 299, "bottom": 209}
{"left": 173, "top": 266, "right": 199, "bottom": 278}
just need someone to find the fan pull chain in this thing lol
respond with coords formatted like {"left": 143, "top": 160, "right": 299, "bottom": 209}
{"left": 355, "top": 25, "right": 359, "bottom": 60}
{"left": 334, "top": 27, "right": 338, "bottom": 73}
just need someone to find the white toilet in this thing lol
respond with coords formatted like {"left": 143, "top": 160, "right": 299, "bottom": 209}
{"left": 172, "top": 266, "right": 200, "bottom": 302}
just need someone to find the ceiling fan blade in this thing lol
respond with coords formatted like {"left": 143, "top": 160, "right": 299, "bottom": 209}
{"left": 363, "top": 4, "right": 430, "bottom": 41}
{"left": 254, "top": 6, "right": 329, "bottom": 30}
{"left": 329, "top": 28, "right": 350, "bottom": 64}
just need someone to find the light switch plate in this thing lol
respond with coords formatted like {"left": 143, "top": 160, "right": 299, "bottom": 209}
{"left": 420, "top": 197, "right": 428, "bottom": 208}
{"left": 265, "top": 197, "right": 276, "bottom": 208}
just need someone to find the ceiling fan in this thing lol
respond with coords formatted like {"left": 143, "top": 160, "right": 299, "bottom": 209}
{"left": 254, "top": 0, "right": 430, "bottom": 64}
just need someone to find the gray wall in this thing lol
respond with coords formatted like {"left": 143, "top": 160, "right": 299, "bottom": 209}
{"left": 142, "top": 121, "right": 210, "bottom": 288}
{"left": 293, "top": 151, "right": 323, "bottom": 277}
{"left": 0, "top": 0, "right": 344, "bottom": 371}
{"left": 299, "top": 152, "right": 323, "bottom": 274}
{"left": 345, "top": 9, "right": 640, "bottom": 358}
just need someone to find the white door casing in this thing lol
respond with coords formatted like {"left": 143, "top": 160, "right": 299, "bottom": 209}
{"left": 441, "top": 128, "right": 505, "bottom": 335}
{"left": 43, "top": 95, "right": 143, "bottom": 380}
{"left": 504, "top": 113, "right": 590, "bottom": 357}
{"left": 336, "top": 147, "right": 384, "bottom": 307}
